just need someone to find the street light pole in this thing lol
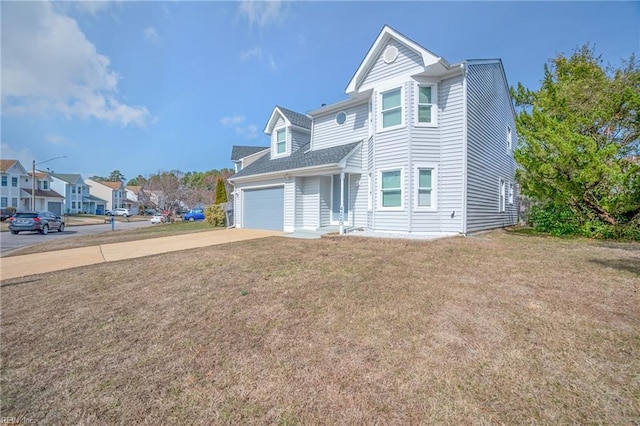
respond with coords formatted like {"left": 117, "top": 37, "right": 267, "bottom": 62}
{"left": 31, "top": 156, "right": 67, "bottom": 211}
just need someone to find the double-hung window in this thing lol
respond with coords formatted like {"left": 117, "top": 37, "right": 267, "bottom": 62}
{"left": 417, "top": 85, "right": 434, "bottom": 124}
{"left": 43, "top": 181, "right": 48, "bottom": 190}
{"left": 276, "top": 129, "right": 286, "bottom": 155}
{"left": 415, "top": 165, "right": 437, "bottom": 210}
{"left": 380, "top": 170, "right": 402, "bottom": 209}
{"left": 499, "top": 179, "right": 506, "bottom": 212}
{"left": 11, "top": 177, "right": 18, "bottom": 187}
{"left": 1, "top": 176, "right": 6, "bottom": 187}
{"left": 380, "top": 88, "right": 402, "bottom": 130}
{"left": 507, "top": 126, "right": 513, "bottom": 150}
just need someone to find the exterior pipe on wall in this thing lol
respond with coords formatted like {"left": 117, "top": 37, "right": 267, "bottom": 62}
{"left": 339, "top": 171, "right": 345, "bottom": 235}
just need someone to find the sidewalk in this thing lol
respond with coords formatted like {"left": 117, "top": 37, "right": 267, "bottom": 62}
{"left": 0, "top": 228, "right": 282, "bottom": 281}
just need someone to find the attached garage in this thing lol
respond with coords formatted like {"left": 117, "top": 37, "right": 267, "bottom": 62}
{"left": 47, "top": 201, "right": 62, "bottom": 216}
{"left": 242, "top": 186, "right": 284, "bottom": 231}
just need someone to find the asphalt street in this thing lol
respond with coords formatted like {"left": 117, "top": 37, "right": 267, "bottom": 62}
{"left": 0, "top": 220, "right": 154, "bottom": 255}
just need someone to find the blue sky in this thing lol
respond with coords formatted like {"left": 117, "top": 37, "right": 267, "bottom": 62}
{"left": 1, "top": 1, "right": 638, "bottom": 182}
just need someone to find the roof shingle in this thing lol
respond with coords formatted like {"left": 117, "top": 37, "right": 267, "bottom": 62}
{"left": 231, "top": 145, "right": 269, "bottom": 161}
{"left": 232, "top": 141, "right": 361, "bottom": 179}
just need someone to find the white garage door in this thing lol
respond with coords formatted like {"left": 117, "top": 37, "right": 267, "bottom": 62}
{"left": 243, "top": 186, "right": 284, "bottom": 231}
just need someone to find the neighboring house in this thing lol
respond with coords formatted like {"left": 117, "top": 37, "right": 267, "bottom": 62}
{"left": 0, "top": 159, "right": 27, "bottom": 211}
{"left": 1, "top": 160, "right": 65, "bottom": 213}
{"left": 124, "top": 186, "right": 141, "bottom": 215}
{"left": 85, "top": 179, "right": 126, "bottom": 212}
{"left": 229, "top": 25, "right": 518, "bottom": 234}
{"left": 49, "top": 173, "right": 102, "bottom": 214}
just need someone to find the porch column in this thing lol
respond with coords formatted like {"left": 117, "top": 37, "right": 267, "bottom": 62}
{"left": 339, "top": 171, "right": 345, "bottom": 235}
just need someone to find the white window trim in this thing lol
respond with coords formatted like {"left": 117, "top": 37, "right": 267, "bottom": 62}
{"left": 273, "top": 127, "right": 287, "bottom": 158}
{"left": 414, "top": 163, "right": 438, "bottom": 212}
{"left": 499, "top": 178, "right": 506, "bottom": 213}
{"left": 507, "top": 126, "right": 513, "bottom": 150}
{"left": 367, "top": 173, "right": 373, "bottom": 212}
{"left": 378, "top": 168, "right": 404, "bottom": 211}
{"left": 377, "top": 86, "right": 405, "bottom": 133}
{"left": 414, "top": 82, "right": 438, "bottom": 127}
{"left": 508, "top": 182, "right": 514, "bottom": 205}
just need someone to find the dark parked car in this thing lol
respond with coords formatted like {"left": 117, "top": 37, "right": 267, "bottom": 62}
{"left": 0, "top": 208, "right": 14, "bottom": 221}
{"left": 8, "top": 211, "right": 65, "bottom": 235}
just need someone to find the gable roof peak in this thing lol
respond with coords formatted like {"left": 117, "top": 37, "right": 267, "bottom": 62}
{"left": 264, "top": 105, "right": 312, "bottom": 134}
{"left": 345, "top": 25, "right": 451, "bottom": 95}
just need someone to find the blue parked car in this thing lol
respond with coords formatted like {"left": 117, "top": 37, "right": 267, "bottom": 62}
{"left": 183, "top": 208, "right": 205, "bottom": 221}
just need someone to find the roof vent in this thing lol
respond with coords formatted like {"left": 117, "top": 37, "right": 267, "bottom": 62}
{"left": 383, "top": 45, "right": 399, "bottom": 64}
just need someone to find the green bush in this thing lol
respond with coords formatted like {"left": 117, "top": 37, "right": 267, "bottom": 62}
{"left": 530, "top": 202, "right": 640, "bottom": 241}
{"left": 529, "top": 203, "right": 580, "bottom": 236}
{"left": 204, "top": 204, "right": 226, "bottom": 227}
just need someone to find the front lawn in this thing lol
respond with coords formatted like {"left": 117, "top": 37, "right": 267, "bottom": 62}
{"left": 1, "top": 231, "right": 638, "bottom": 423}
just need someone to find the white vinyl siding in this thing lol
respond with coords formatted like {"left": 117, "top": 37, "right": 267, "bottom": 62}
{"left": 291, "top": 128, "right": 310, "bottom": 153}
{"left": 360, "top": 40, "right": 423, "bottom": 90}
{"left": 297, "top": 177, "right": 320, "bottom": 229}
{"left": 312, "top": 102, "right": 369, "bottom": 151}
{"left": 465, "top": 62, "right": 518, "bottom": 232}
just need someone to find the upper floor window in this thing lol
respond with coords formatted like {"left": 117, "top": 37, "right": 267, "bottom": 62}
{"left": 380, "top": 88, "right": 402, "bottom": 130}
{"left": 1, "top": 176, "right": 6, "bottom": 187}
{"left": 11, "top": 177, "right": 18, "bottom": 187}
{"left": 380, "top": 169, "right": 403, "bottom": 209}
{"left": 43, "top": 181, "right": 49, "bottom": 190}
{"left": 507, "top": 126, "right": 512, "bottom": 150}
{"left": 72, "top": 186, "right": 76, "bottom": 194}
{"left": 276, "top": 129, "right": 286, "bottom": 154}
{"left": 418, "top": 85, "right": 435, "bottom": 124}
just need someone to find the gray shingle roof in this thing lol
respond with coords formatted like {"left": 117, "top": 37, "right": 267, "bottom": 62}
{"left": 277, "top": 106, "right": 311, "bottom": 129}
{"left": 232, "top": 141, "right": 361, "bottom": 179}
{"left": 50, "top": 173, "right": 82, "bottom": 184}
{"left": 231, "top": 145, "right": 269, "bottom": 161}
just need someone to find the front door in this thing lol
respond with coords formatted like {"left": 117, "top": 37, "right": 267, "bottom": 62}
{"left": 331, "top": 174, "right": 349, "bottom": 224}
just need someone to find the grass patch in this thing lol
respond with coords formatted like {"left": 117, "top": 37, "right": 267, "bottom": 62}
{"left": 1, "top": 230, "right": 638, "bottom": 423}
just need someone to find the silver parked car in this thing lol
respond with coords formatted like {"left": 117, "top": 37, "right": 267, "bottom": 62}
{"left": 8, "top": 211, "right": 65, "bottom": 235}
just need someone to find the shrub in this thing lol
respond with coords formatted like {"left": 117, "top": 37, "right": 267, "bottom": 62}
{"left": 529, "top": 203, "right": 580, "bottom": 236}
{"left": 204, "top": 204, "right": 226, "bottom": 227}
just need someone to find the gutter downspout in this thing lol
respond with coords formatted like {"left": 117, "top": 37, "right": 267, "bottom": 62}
{"left": 407, "top": 81, "right": 413, "bottom": 233}
{"left": 339, "top": 171, "right": 345, "bottom": 235}
{"left": 461, "top": 62, "right": 469, "bottom": 236}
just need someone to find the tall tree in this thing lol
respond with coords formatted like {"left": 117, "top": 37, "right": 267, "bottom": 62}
{"left": 214, "top": 177, "right": 228, "bottom": 204}
{"left": 107, "top": 170, "right": 126, "bottom": 182}
{"left": 511, "top": 45, "right": 640, "bottom": 227}
{"left": 127, "top": 175, "right": 147, "bottom": 186}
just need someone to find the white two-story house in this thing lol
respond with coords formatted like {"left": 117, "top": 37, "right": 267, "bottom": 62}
{"left": 229, "top": 25, "right": 518, "bottom": 235}
{"left": 85, "top": 179, "right": 126, "bottom": 214}
{"left": 1, "top": 160, "right": 65, "bottom": 213}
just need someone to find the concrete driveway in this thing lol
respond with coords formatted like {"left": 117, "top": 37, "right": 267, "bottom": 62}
{"left": 0, "top": 228, "right": 282, "bottom": 281}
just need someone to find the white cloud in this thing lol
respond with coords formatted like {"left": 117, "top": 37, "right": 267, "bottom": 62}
{"left": 1, "top": 1, "right": 152, "bottom": 127}
{"left": 239, "top": 47, "right": 278, "bottom": 71}
{"left": 144, "top": 26, "right": 161, "bottom": 44}
{"left": 46, "top": 134, "right": 69, "bottom": 145}
{"left": 240, "top": 48, "right": 263, "bottom": 61}
{"left": 238, "top": 0, "right": 284, "bottom": 29}
{"left": 0, "top": 143, "right": 34, "bottom": 169}
{"left": 220, "top": 115, "right": 246, "bottom": 126}
{"left": 72, "top": 1, "right": 113, "bottom": 16}
{"left": 220, "top": 115, "right": 258, "bottom": 139}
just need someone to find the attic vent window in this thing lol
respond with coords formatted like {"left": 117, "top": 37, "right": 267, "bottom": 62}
{"left": 383, "top": 45, "right": 399, "bottom": 64}
{"left": 335, "top": 111, "right": 347, "bottom": 126}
